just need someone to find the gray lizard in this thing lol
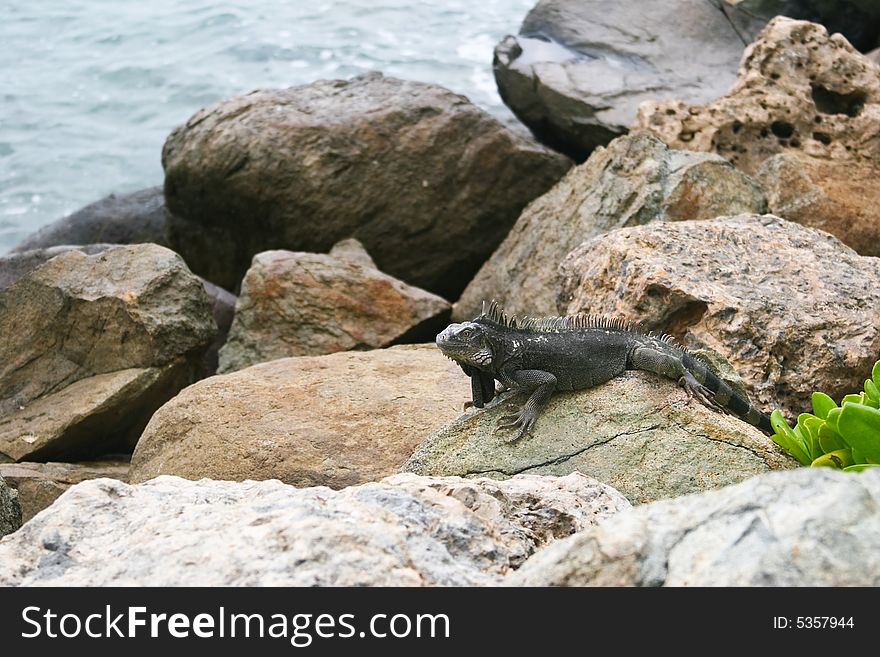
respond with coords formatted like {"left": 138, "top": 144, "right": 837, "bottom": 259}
{"left": 436, "top": 300, "right": 771, "bottom": 442}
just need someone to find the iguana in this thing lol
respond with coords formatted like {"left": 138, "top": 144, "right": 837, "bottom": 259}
{"left": 436, "top": 300, "right": 771, "bottom": 442}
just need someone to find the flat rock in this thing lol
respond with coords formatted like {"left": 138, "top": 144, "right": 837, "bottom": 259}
{"left": 454, "top": 133, "right": 767, "bottom": 320}
{"left": 558, "top": 214, "right": 880, "bottom": 420}
{"left": 509, "top": 468, "right": 880, "bottom": 586}
{"left": 130, "top": 345, "right": 470, "bottom": 488}
{"left": 402, "top": 371, "right": 794, "bottom": 505}
{"left": 0, "top": 474, "right": 21, "bottom": 538}
{"left": 11, "top": 187, "right": 171, "bottom": 253}
{"left": 0, "top": 459, "right": 129, "bottom": 523}
{"left": 0, "top": 472, "right": 629, "bottom": 586}
{"left": 492, "top": 0, "right": 767, "bottom": 161}
{"left": 217, "top": 240, "right": 450, "bottom": 373}
{"left": 0, "top": 244, "right": 216, "bottom": 460}
{"left": 635, "top": 17, "right": 880, "bottom": 255}
{"left": 162, "top": 71, "right": 571, "bottom": 296}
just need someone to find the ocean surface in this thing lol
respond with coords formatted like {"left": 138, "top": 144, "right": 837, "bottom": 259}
{"left": 0, "top": 0, "right": 535, "bottom": 252}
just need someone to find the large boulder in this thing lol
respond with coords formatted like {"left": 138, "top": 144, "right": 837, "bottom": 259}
{"left": 0, "top": 244, "right": 115, "bottom": 292}
{"left": 492, "top": 0, "right": 767, "bottom": 161}
{"left": 0, "top": 474, "right": 21, "bottom": 538}
{"left": 402, "top": 371, "right": 794, "bottom": 505}
{"left": 0, "top": 245, "right": 217, "bottom": 460}
{"left": 453, "top": 133, "right": 767, "bottom": 320}
{"left": 635, "top": 18, "right": 880, "bottom": 256}
{"left": 11, "top": 187, "right": 171, "bottom": 253}
{"left": 217, "top": 240, "right": 450, "bottom": 373}
{"left": 0, "top": 472, "right": 630, "bottom": 586}
{"left": 558, "top": 214, "right": 880, "bottom": 420}
{"left": 0, "top": 459, "right": 129, "bottom": 524}
{"left": 130, "top": 345, "right": 470, "bottom": 488}
{"left": 727, "top": 1, "right": 880, "bottom": 51}
{"left": 510, "top": 468, "right": 880, "bottom": 586}
{"left": 162, "top": 71, "right": 571, "bottom": 296}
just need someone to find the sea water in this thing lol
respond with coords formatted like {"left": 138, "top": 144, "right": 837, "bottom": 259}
{"left": 0, "top": 0, "right": 535, "bottom": 252}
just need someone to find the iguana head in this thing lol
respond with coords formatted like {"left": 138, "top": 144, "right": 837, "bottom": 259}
{"left": 436, "top": 321, "right": 495, "bottom": 369}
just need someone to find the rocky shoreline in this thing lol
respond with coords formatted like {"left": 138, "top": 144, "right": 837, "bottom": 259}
{"left": 2, "top": 3, "right": 880, "bottom": 586}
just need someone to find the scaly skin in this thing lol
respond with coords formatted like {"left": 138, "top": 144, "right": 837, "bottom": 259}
{"left": 436, "top": 301, "right": 771, "bottom": 442}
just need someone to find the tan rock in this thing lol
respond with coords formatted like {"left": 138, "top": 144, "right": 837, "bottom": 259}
{"left": 635, "top": 17, "right": 880, "bottom": 256}
{"left": 558, "top": 214, "right": 880, "bottom": 420}
{"left": 130, "top": 345, "right": 471, "bottom": 488}
{"left": 217, "top": 241, "right": 450, "bottom": 373}
{"left": 0, "top": 459, "right": 129, "bottom": 523}
{"left": 0, "top": 245, "right": 216, "bottom": 460}
{"left": 453, "top": 133, "right": 766, "bottom": 320}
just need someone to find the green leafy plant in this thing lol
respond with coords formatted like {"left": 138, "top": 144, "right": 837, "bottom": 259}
{"left": 770, "top": 360, "right": 880, "bottom": 472}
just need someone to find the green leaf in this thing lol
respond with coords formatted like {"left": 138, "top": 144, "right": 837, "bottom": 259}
{"left": 864, "top": 379, "right": 880, "bottom": 407}
{"left": 851, "top": 446, "right": 865, "bottom": 463}
{"left": 843, "top": 464, "right": 880, "bottom": 472}
{"left": 873, "top": 360, "right": 880, "bottom": 388}
{"left": 842, "top": 393, "right": 864, "bottom": 406}
{"left": 770, "top": 410, "right": 811, "bottom": 465}
{"left": 811, "top": 449, "right": 853, "bottom": 469}
{"left": 826, "top": 407, "right": 842, "bottom": 433}
{"left": 810, "top": 392, "right": 837, "bottom": 420}
{"left": 818, "top": 423, "right": 846, "bottom": 453}
{"left": 797, "top": 414, "right": 823, "bottom": 460}
{"left": 837, "top": 403, "right": 880, "bottom": 464}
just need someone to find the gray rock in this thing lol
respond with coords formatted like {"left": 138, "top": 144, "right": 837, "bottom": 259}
{"left": 493, "top": 0, "right": 767, "bottom": 161}
{"left": 0, "top": 474, "right": 22, "bottom": 537}
{"left": 0, "top": 244, "right": 217, "bottom": 460}
{"left": 509, "top": 468, "right": 880, "bottom": 586}
{"left": 162, "top": 71, "right": 571, "bottom": 296}
{"left": 217, "top": 242, "right": 450, "bottom": 373}
{"left": 558, "top": 214, "right": 880, "bottom": 420}
{"left": 726, "top": 1, "right": 880, "bottom": 51}
{"left": 130, "top": 345, "right": 471, "bottom": 489}
{"left": 454, "top": 133, "right": 767, "bottom": 320}
{"left": 199, "top": 279, "right": 237, "bottom": 374}
{"left": 0, "top": 472, "right": 629, "bottom": 586}
{"left": 0, "top": 459, "right": 129, "bottom": 524}
{"left": 11, "top": 187, "right": 171, "bottom": 253}
{"left": 402, "top": 371, "right": 795, "bottom": 505}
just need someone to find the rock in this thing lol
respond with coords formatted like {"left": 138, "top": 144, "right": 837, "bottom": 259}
{"left": 11, "top": 187, "right": 171, "bottom": 253}
{"left": 756, "top": 152, "right": 880, "bottom": 256}
{"left": 0, "top": 472, "right": 629, "bottom": 586}
{"left": 635, "top": 18, "right": 880, "bottom": 255}
{"left": 725, "top": 1, "right": 880, "bottom": 52}
{"left": 0, "top": 459, "right": 129, "bottom": 524}
{"left": 0, "top": 244, "right": 217, "bottom": 460}
{"left": 130, "top": 345, "right": 470, "bottom": 488}
{"left": 454, "top": 133, "right": 767, "bottom": 320}
{"left": 509, "top": 468, "right": 880, "bottom": 586}
{"left": 0, "top": 244, "right": 115, "bottom": 292}
{"left": 0, "top": 474, "right": 22, "bottom": 537}
{"left": 217, "top": 241, "right": 450, "bottom": 373}
{"left": 558, "top": 214, "right": 880, "bottom": 420}
{"left": 869, "top": 47, "right": 880, "bottom": 65}
{"left": 162, "top": 71, "right": 571, "bottom": 296}
{"left": 402, "top": 371, "right": 793, "bottom": 505}
{"left": 199, "top": 279, "right": 237, "bottom": 374}
{"left": 492, "top": 0, "right": 767, "bottom": 162}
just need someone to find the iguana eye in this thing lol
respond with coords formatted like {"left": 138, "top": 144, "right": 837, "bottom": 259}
{"left": 459, "top": 328, "right": 473, "bottom": 338}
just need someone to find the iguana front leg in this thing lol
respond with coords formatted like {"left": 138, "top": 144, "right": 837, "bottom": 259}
{"left": 494, "top": 369, "right": 557, "bottom": 443}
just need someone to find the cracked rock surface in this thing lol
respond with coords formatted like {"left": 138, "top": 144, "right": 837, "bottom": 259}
{"left": 509, "top": 468, "right": 880, "bottom": 586}
{"left": 401, "top": 371, "right": 794, "bottom": 505}
{"left": 559, "top": 214, "right": 880, "bottom": 420}
{"left": 0, "top": 472, "right": 629, "bottom": 586}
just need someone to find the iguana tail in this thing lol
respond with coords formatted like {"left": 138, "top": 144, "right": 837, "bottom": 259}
{"left": 628, "top": 338, "right": 772, "bottom": 434}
